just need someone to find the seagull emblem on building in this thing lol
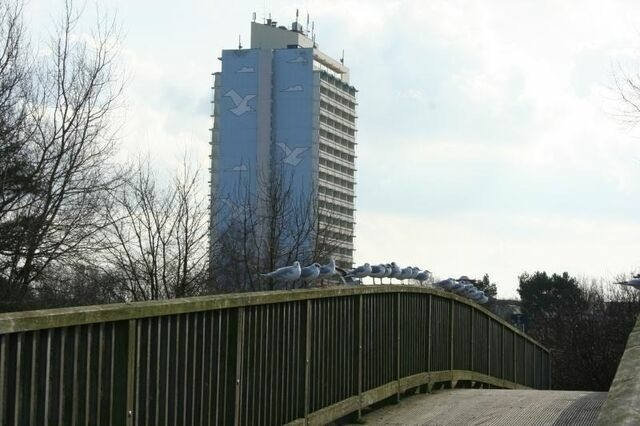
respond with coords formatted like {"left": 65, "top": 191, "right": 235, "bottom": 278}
{"left": 276, "top": 142, "right": 308, "bottom": 166}
{"left": 281, "top": 85, "right": 304, "bottom": 92}
{"left": 225, "top": 163, "right": 248, "bottom": 172}
{"left": 288, "top": 54, "right": 308, "bottom": 64}
{"left": 224, "top": 89, "right": 256, "bottom": 116}
{"left": 236, "top": 66, "right": 255, "bottom": 73}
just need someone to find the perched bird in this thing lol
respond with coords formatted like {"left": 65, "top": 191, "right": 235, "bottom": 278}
{"left": 416, "top": 270, "right": 432, "bottom": 284}
{"left": 300, "top": 263, "right": 321, "bottom": 282}
{"left": 369, "top": 264, "right": 387, "bottom": 284}
{"left": 469, "top": 290, "right": 486, "bottom": 301}
{"left": 398, "top": 266, "right": 414, "bottom": 282}
{"left": 410, "top": 267, "right": 420, "bottom": 279}
{"left": 390, "top": 262, "right": 402, "bottom": 279}
{"left": 617, "top": 277, "right": 640, "bottom": 289}
{"left": 318, "top": 258, "right": 336, "bottom": 278}
{"left": 435, "top": 278, "right": 457, "bottom": 290}
{"left": 352, "top": 263, "right": 372, "bottom": 278}
{"left": 454, "top": 283, "right": 474, "bottom": 294}
{"left": 261, "top": 261, "right": 301, "bottom": 282}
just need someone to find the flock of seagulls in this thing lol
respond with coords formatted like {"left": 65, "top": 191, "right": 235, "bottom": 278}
{"left": 261, "top": 259, "right": 490, "bottom": 305}
{"left": 616, "top": 274, "right": 640, "bottom": 289}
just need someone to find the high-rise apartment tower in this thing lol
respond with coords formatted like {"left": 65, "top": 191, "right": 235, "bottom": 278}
{"left": 211, "top": 18, "right": 357, "bottom": 268}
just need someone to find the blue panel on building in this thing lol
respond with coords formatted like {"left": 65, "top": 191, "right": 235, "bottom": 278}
{"left": 218, "top": 49, "right": 261, "bottom": 201}
{"left": 272, "top": 48, "right": 315, "bottom": 198}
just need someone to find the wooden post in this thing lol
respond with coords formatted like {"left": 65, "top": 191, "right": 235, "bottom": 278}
{"left": 126, "top": 320, "right": 137, "bottom": 426}
{"left": 304, "top": 300, "right": 312, "bottom": 422}
{"left": 234, "top": 307, "right": 245, "bottom": 426}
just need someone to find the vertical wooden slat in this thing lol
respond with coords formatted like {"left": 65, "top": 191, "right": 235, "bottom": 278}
{"left": 427, "top": 295, "right": 432, "bottom": 373}
{"left": 181, "top": 315, "right": 189, "bottom": 426}
{"left": 487, "top": 318, "right": 491, "bottom": 379}
{"left": 0, "top": 334, "right": 5, "bottom": 426}
{"left": 84, "top": 326, "right": 92, "bottom": 426}
{"left": 501, "top": 326, "right": 505, "bottom": 380}
{"left": 234, "top": 307, "right": 245, "bottom": 426}
{"left": 43, "top": 330, "right": 52, "bottom": 426}
{"left": 145, "top": 319, "right": 151, "bottom": 426}
{"left": 470, "top": 309, "right": 475, "bottom": 372}
{"left": 29, "top": 331, "right": 38, "bottom": 426}
{"left": 13, "top": 333, "right": 23, "bottom": 426}
{"left": 94, "top": 324, "right": 103, "bottom": 425}
{"left": 164, "top": 316, "right": 172, "bottom": 426}
{"left": 134, "top": 321, "right": 142, "bottom": 426}
{"left": 396, "top": 293, "right": 401, "bottom": 400}
{"left": 59, "top": 328, "right": 67, "bottom": 426}
{"left": 304, "top": 299, "right": 312, "bottom": 420}
{"left": 357, "top": 294, "right": 363, "bottom": 418}
{"left": 126, "top": 320, "right": 137, "bottom": 426}
{"left": 449, "top": 300, "right": 455, "bottom": 372}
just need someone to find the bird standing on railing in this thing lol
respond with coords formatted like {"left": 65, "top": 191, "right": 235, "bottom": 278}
{"left": 261, "top": 262, "right": 301, "bottom": 283}
{"left": 369, "top": 264, "right": 387, "bottom": 284}
{"left": 616, "top": 276, "right": 640, "bottom": 289}
{"left": 300, "top": 263, "right": 321, "bottom": 286}
{"left": 415, "top": 269, "right": 431, "bottom": 285}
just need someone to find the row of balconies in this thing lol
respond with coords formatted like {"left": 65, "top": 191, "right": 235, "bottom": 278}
{"left": 319, "top": 128, "right": 356, "bottom": 152}
{"left": 318, "top": 199, "right": 354, "bottom": 218}
{"left": 319, "top": 69, "right": 357, "bottom": 96}
{"left": 320, "top": 99, "right": 357, "bottom": 124}
{"left": 317, "top": 213, "right": 354, "bottom": 231}
{"left": 318, "top": 184, "right": 355, "bottom": 204}
{"left": 319, "top": 70, "right": 357, "bottom": 98}
{"left": 319, "top": 157, "right": 355, "bottom": 178}
{"left": 320, "top": 112, "right": 356, "bottom": 137}
{"left": 318, "top": 166, "right": 355, "bottom": 191}
{"left": 319, "top": 142, "right": 355, "bottom": 164}
{"left": 320, "top": 84, "right": 356, "bottom": 110}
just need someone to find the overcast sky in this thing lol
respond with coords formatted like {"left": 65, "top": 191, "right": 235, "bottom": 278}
{"left": 27, "top": 0, "right": 640, "bottom": 297}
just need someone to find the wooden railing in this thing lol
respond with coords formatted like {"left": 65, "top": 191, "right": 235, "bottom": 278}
{"left": 0, "top": 285, "right": 550, "bottom": 425}
{"left": 597, "top": 314, "right": 640, "bottom": 425}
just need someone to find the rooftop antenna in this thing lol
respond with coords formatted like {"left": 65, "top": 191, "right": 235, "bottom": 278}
{"left": 306, "top": 12, "right": 310, "bottom": 35}
{"left": 312, "top": 21, "right": 315, "bottom": 44}
{"left": 252, "top": 12, "right": 256, "bottom": 22}
{"left": 238, "top": 34, "right": 242, "bottom": 49}
{"left": 340, "top": 49, "right": 344, "bottom": 64}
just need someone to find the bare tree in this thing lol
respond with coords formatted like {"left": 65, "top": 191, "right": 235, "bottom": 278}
{"left": 0, "top": 1, "right": 123, "bottom": 309}
{"left": 212, "top": 166, "right": 344, "bottom": 292}
{"left": 100, "top": 158, "right": 209, "bottom": 301}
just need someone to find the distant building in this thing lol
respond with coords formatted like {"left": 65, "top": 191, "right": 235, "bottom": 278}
{"left": 210, "top": 18, "right": 357, "bottom": 269}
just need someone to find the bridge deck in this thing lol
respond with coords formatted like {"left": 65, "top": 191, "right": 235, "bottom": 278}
{"left": 354, "top": 389, "right": 607, "bottom": 425}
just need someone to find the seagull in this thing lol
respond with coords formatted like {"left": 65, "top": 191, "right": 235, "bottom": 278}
{"left": 318, "top": 258, "right": 336, "bottom": 278}
{"left": 416, "top": 270, "right": 432, "bottom": 284}
{"left": 224, "top": 89, "right": 255, "bottom": 116}
{"left": 435, "top": 278, "right": 457, "bottom": 290}
{"left": 398, "top": 267, "right": 414, "bottom": 282}
{"left": 453, "top": 283, "right": 474, "bottom": 295}
{"left": 261, "top": 261, "right": 301, "bottom": 282}
{"left": 369, "top": 264, "right": 387, "bottom": 284}
{"left": 469, "top": 290, "right": 486, "bottom": 301}
{"left": 300, "top": 263, "right": 321, "bottom": 282}
{"left": 352, "top": 263, "right": 372, "bottom": 278}
{"left": 410, "top": 267, "right": 420, "bottom": 279}
{"left": 390, "top": 262, "right": 402, "bottom": 280}
{"left": 617, "top": 277, "right": 640, "bottom": 289}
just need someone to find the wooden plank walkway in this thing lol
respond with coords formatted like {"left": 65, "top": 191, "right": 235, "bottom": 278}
{"left": 354, "top": 389, "right": 607, "bottom": 425}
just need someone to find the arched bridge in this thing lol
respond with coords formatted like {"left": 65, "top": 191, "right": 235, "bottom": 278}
{"left": 0, "top": 286, "right": 550, "bottom": 425}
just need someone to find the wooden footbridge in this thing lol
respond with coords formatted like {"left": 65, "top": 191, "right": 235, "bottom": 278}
{"left": 1, "top": 284, "right": 608, "bottom": 425}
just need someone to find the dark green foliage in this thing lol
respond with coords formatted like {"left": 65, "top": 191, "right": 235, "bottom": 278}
{"left": 518, "top": 271, "right": 640, "bottom": 391}
{"left": 477, "top": 273, "right": 498, "bottom": 298}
